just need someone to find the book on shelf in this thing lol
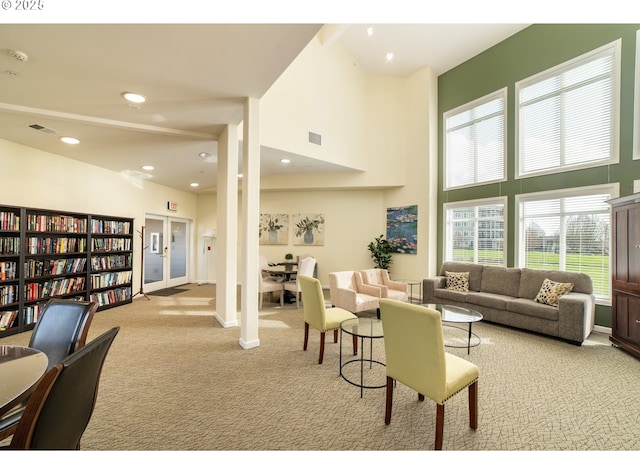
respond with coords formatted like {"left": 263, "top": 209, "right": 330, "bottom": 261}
{"left": 0, "top": 310, "right": 17, "bottom": 330}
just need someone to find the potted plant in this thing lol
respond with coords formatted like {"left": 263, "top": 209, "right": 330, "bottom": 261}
{"left": 295, "top": 216, "right": 324, "bottom": 244}
{"left": 284, "top": 253, "right": 294, "bottom": 271}
{"left": 368, "top": 235, "right": 392, "bottom": 270}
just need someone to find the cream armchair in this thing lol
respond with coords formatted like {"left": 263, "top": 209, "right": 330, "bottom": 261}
{"left": 360, "top": 268, "right": 408, "bottom": 302}
{"left": 328, "top": 270, "right": 382, "bottom": 316}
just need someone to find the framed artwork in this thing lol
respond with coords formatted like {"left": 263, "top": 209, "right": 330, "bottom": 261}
{"left": 259, "top": 213, "right": 288, "bottom": 245}
{"left": 386, "top": 205, "right": 418, "bottom": 254}
{"left": 293, "top": 213, "right": 325, "bottom": 246}
{"left": 150, "top": 233, "right": 161, "bottom": 253}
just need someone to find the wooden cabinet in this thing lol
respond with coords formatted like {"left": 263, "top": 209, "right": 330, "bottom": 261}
{"left": 0, "top": 205, "right": 133, "bottom": 338}
{"left": 607, "top": 193, "right": 640, "bottom": 358}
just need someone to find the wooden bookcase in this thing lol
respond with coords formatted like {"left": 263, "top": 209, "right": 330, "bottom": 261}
{"left": 607, "top": 193, "right": 640, "bottom": 359}
{"left": 0, "top": 205, "right": 133, "bottom": 338}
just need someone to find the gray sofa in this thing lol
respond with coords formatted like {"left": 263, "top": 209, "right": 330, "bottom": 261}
{"left": 422, "top": 262, "right": 596, "bottom": 345}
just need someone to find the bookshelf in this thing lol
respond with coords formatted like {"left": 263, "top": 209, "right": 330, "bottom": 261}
{"left": 0, "top": 205, "right": 133, "bottom": 337}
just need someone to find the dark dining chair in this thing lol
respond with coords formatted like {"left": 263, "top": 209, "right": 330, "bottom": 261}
{"left": 0, "top": 298, "right": 98, "bottom": 441}
{"left": 6, "top": 326, "right": 120, "bottom": 450}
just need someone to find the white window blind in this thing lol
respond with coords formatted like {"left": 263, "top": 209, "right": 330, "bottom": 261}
{"left": 444, "top": 89, "right": 506, "bottom": 189}
{"left": 444, "top": 199, "right": 506, "bottom": 266}
{"left": 518, "top": 186, "right": 615, "bottom": 300}
{"left": 517, "top": 41, "right": 620, "bottom": 177}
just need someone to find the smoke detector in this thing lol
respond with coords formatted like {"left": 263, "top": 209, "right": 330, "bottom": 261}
{"left": 9, "top": 50, "right": 29, "bottom": 62}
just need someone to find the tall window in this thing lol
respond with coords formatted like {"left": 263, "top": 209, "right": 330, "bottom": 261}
{"left": 444, "top": 198, "right": 506, "bottom": 266}
{"left": 444, "top": 89, "right": 506, "bottom": 190}
{"left": 516, "top": 185, "right": 617, "bottom": 301}
{"left": 516, "top": 40, "right": 620, "bottom": 177}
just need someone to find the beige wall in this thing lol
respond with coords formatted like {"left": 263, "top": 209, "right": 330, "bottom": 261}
{"left": 0, "top": 138, "right": 198, "bottom": 294}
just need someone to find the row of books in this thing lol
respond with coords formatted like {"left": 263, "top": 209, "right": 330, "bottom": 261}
{"left": 92, "top": 238, "right": 132, "bottom": 252}
{"left": 23, "top": 302, "right": 45, "bottom": 326}
{"left": 24, "top": 276, "right": 87, "bottom": 301}
{"left": 0, "top": 237, "right": 20, "bottom": 255}
{"left": 26, "top": 214, "right": 87, "bottom": 233}
{"left": 90, "top": 286, "right": 132, "bottom": 306}
{"left": 0, "top": 285, "right": 17, "bottom": 305}
{"left": 90, "top": 254, "right": 132, "bottom": 271}
{"left": 1, "top": 261, "right": 17, "bottom": 280}
{"left": 90, "top": 219, "right": 132, "bottom": 235}
{"left": 26, "top": 237, "right": 87, "bottom": 255}
{"left": 91, "top": 270, "right": 132, "bottom": 289}
{"left": 0, "top": 310, "right": 17, "bottom": 330}
{"left": 0, "top": 211, "right": 20, "bottom": 231}
{"left": 24, "top": 257, "right": 87, "bottom": 278}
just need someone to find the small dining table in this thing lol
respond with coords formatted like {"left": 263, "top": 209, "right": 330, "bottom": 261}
{"left": 0, "top": 345, "right": 48, "bottom": 417}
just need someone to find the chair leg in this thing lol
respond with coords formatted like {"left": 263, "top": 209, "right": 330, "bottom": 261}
{"left": 303, "top": 322, "right": 309, "bottom": 351}
{"left": 469, "top": 380, "right": 478, "bottom": 430}
{"left": 376, "top": 307, "right": 381, "bottom": 319}
{"left": 435, "top": 404, "right": 445, "bottom": 450}
{"left": 418, "top": 393, "right": 425, "bottom": 401}
{"left": 384, "top": 376, "right": 394, "bottom": 425}
{"left": 353, "top": 334, "right": 358, "bottom": 355}
{"left": 295, "top": 291, "right": 300, "bottom": 308}
{"left": 280, "top": 291, "right": 284, "bottom": 307}
{"left": 333, "top": 329, "right": 338, "bottom": 343}
{"left": 259, "top": 292, "right": 263, "bottom": 310}
{"left": 319, "top": 331, "right": 326, "bottom": 364}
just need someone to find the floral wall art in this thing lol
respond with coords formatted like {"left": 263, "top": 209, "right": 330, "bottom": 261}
{"left": 386, "top": 205, "right": 418, "bottom": 254}
{"left": 293, "top": 213, "right": 325, "bottom": 246}
{"left": 259, "top": 213, "right": 288, "bottom": 245}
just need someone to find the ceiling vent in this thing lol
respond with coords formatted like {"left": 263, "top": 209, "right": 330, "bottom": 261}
{"left": 308, "top": 131, "right": 322, "bottom": 146}
{"left": 29, "top": 123, "right": 57, "bottom": 134}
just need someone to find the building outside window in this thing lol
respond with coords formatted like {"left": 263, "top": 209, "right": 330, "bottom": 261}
{"left": 444, "top": 198, "right": 506, "bottom": 266}
{"left": 516, "top": 184, "right": 617, "bottom": 302}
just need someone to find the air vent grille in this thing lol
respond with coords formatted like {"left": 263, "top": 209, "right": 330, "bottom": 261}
{"left": 29, "top": 123, "right": 57, "bottom": 134}
{"left": 308, "top": 131, "right": 321, "bottom": 146}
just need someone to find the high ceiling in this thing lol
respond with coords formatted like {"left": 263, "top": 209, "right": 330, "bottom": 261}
{"left": 0, "top": 23, "right": 528, "bottom": 192}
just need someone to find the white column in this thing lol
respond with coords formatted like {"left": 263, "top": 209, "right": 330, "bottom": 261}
{"left": 239, "top": 97, "right": 260, "bottom": 349}
{"left": 214, "top": 125, "right": 239, "bottom": 328}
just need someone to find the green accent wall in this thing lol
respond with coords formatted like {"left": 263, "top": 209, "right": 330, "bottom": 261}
{"left": 437, "top": 24, "right": 640, "bottom": 327}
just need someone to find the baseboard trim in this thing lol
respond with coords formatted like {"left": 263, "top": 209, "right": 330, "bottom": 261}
{"left": 593, "top": 325, "right": 612, "bottom": 335}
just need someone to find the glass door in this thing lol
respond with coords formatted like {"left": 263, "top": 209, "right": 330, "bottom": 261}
{"left": 143, "top": 215, "right": 190, "bottom": 293}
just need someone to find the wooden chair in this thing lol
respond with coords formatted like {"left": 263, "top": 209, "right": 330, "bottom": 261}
{"left": 6, "top": 327, "right": 120, "bottom": 450}
{"left": 379, "top": 299, "right": 479, "bottom": 450}
{"left": 299, "top": 275, "right": 357, "bottom": 364}
{"left": 283, "top": 257, "right": 316, "bottom": 308}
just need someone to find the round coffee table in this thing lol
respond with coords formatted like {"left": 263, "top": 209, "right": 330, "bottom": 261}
{"left": 428, "top": 304, "right": 483, "bottom": 354}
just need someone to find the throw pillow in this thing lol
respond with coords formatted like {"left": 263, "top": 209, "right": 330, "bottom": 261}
{"left": 445, "top": 271, "right": 469, "bottom": 292}
{"left": 534, "top": 278, "right": 574, "bottom": 306}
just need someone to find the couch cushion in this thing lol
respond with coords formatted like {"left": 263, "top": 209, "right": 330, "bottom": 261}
{"left": 466, "top": 292, "right": 509, "bottom": 311}
{"left": 480, "top": 266, "right": 521, "bottom": 297}
{"left": 440, "top": 262, "right": 484, "bottom": 292}
{"left": 518, "top": 268, "right": 592, "bottom": 298}
{"left": 433, "top": 288, "right": 469, "bottom": 303}
{"left": 506, "top": 298, "right": 559, "bottom": 321}
{"left": 445, "top": 271, "right": 469, "bottom": 292}
{"left": 534, "top": 278, "right": 574, "bottom": 306}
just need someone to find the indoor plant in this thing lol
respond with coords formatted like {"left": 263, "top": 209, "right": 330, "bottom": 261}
{"left": 368, "top": 235, "right": 392, "bottom": 270}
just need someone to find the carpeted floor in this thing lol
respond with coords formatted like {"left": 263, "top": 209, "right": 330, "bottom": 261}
{"left": 1, "top": 283, "right": 639, "bottom": 450}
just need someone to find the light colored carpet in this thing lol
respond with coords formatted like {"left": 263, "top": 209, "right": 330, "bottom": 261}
{"left": 1, "top": 283, "right": 639, "bottom": 450}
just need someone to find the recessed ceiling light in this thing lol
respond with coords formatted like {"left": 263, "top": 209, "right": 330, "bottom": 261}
{"left": 280, "top": 158, "right": 291, "bottom": 164}
{"left": 190, "top": 182, "right": 199, "bottom": 187}
{"left": 142, "top": 165, "right": 154, "bottom": 171}
{"left": 60, "top": 136, "right": 80, "bottom": 145}
{"left": 122, "top": 92, "right": 146, "bottom": 103}
{"left": 386, "top": 52, "right": 394, "bottom": 62}
{"left": 367, "top": 27, "right": 374, "bottom": 36}
{"left": 199, "top": 152, "right": 212, "bottom": 158}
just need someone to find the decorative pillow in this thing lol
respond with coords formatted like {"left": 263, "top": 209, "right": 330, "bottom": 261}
{"left": 534, "top": 278, "right": 574, "bottom": 306}
{"left": 445, "top": 271, "right": 469, "bottom": 292}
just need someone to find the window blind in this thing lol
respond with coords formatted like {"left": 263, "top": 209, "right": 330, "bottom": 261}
{"left": 518, "top": 41, "right": 619, "bottom": 177}
{"left": 444, "top": 90, "right": 506, "bottom": 189}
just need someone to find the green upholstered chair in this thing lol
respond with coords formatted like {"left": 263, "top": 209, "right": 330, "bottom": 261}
{"left": 299, "top": 275, "right": 357, "bottom": 364}
{"left": 379, "top": 298, "right": 479, "bottom": 450}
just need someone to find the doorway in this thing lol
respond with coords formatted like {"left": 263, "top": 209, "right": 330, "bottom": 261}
{"left": 143, "top": 215, "right": 191, "bottom": 293}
